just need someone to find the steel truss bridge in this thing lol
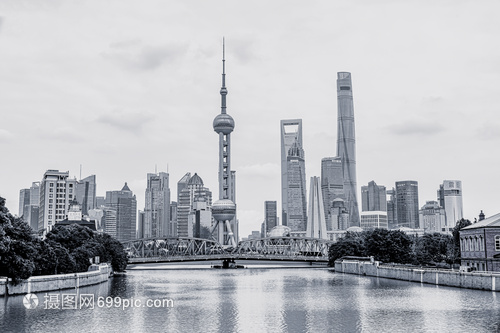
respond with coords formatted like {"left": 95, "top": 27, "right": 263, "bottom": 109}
{"left": 123, "top": 237, "right": 333, "bottom": 264}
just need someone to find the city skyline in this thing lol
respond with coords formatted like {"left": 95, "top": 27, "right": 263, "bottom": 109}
{"left": 1, "top": 1, "right": 500, "bottom": 239}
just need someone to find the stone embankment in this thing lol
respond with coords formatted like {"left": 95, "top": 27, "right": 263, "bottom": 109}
{"left": 0, "top": 263, "right": 112, "bottom": 296}
{"left": 335, "top": 259, "right": 500, "bottom": 291}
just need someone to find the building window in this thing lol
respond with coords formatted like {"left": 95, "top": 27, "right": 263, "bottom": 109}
{"left": 50, "top": 183, "right": 54, "bottom": 187}
{"left": 49, "top": 194, "right": 53, "bottom": 198}
{"left": 495, "top": 236, "right": 500, "bottom": 251}
{"left": 49, "top": 188, "right": 53, "bottom": 192}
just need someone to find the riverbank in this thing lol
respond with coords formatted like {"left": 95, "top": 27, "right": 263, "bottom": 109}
{"left": 0, "top": 263, "right": 112, "bottom": 296}
{"left": 335, "top": 259, "right": 500, "bottom": 291}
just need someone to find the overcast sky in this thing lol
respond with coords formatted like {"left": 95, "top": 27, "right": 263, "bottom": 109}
{"left": 1, "top": 0, "right": 499, "bottom": 237}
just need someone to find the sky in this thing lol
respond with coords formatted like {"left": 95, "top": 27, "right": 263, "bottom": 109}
{"left": 1, "top": 0, "right": 500, "bottom": 238}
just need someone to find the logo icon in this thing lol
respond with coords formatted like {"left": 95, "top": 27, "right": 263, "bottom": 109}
{"left": 23, "top": 293, "right": 39, "bottom": 309}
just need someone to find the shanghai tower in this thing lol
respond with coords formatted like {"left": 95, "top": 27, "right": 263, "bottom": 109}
{"left": 336, "top": 72, "right": 360, "bottom": 227}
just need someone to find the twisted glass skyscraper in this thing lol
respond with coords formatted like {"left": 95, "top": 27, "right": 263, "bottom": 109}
{"left": 336, "top": 72, "right": 360, "bottom": 227}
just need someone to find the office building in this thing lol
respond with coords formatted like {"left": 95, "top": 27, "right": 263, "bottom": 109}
{"left": 330, "top": 198, "right": 350, "bottom": 231}
{"left": 360, "top": 211, "right": 388, "bottom": 230}
{"left": 105, "top": 183, "right": 137, "bottom": 242}
{"left": 336, "top": 72, "right": 360, "bottom": 227}
{"left": 75, "top": 175, "right": 96, "bottom": 216}
{"left": 18, "top": 182, "right": 40, "bottom": 231}
{"left": 306, "top": 177, "right": 328, "bottom": 239}
{"left": 321, "top": 157, "right": 344, "bottom": 228}
{"left": 281, "top": 119, "right": 303, "bottom": 227}
{"left": 387, "top": 187, "right": 397, "bottom": 229}
{"left": 438, "top": 180, "right": 463, "bottom": 232}
{"left": 38, "top": 170, "right": 78, "bottom": 233}
{"left": 362, "top": 181, "right": 387, "bottom": 212}
{"left": 284, "top": 138, "right": 307, "bottom": 232}
{"left": 189, "top": 198, "right": 212, "bottom": 239}
{"left": 264, "top": 201, "right": 278, "bottom": 233}
{"left": 419, "top": 201, "right": 446, "bottom": 233}
{"left": 144, "top": 172, "right": 171, "bottom": 238}
{"left": 395, "top": 180, "right": 419, "bottom": 229}
{"left": 177, "top": 173, "right": 212, "bottom": 238}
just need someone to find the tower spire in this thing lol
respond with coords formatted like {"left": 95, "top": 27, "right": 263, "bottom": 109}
{"left": 220, "top": 37, "right": 227, "bottom": 114}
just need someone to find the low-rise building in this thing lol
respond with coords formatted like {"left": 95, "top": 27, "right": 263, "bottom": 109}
{"left": 460, "top": 213, "right": 500, "bottom": 272}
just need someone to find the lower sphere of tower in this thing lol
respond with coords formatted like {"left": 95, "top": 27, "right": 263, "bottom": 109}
{"left": 213, "top": 113, "right": 235, "bottom": 135}
{"left": 212, "top": 199, "right": 236, "bottom": 221}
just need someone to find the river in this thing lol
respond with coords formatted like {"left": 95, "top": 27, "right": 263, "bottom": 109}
{"left": 1, "top": 263, "right": 499, "bottom": 332}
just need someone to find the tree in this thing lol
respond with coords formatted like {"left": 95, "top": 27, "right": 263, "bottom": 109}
{"left": 328, "top": 231, "right": 365, "bottom": 266}
{"left": 0, "top": 197, "right": 38, "bottom": 284}
{"left": 451, "top": 218, "right": 472, "bottom": 263}
{"left": 414, "top": 233, "right": 453, "bottom": 265}
{"left": 363, "top": 229, "right": 414, "bottom": 264}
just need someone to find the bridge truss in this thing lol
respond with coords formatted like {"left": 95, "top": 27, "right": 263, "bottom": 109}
{"left": 124, "top": 237, "right": 333, "bottom": 263}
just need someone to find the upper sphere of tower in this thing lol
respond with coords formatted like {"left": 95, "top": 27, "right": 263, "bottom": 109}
{"left": 213, "top": 113, "right": 235, "bottom": 135}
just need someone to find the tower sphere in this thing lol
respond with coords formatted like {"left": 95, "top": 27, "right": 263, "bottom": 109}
{"left": 213, "top": 113, "right": 235, "bottom": 135}
{"left": 212, "top": 199, "right": 236, "bottom": 221}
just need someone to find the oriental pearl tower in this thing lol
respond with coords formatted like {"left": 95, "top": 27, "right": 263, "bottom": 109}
{"left": 212, "top": 39, "right": 238, "bottom": 247}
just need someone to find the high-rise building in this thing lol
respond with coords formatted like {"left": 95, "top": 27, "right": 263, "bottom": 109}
{"left": 360, "top": 211, "right": 388, "bottom": 230}
{"left": 170, "top": 201, "right": 178, "bottom": 237}
{"left": 75, "top": 175, "right": 96, "bottom": 216}
{"left": 144, "top": 172, "right": 171, "bottom": 238}
{"left": 38, "top": 170, "right": 78, "bottom": 233}
{"left": 105, "top": 183, "right": 137, "bottom": 242}
{"left": 330, "top": 198, "right": 350, "bottom": 230}
{"left": 306, "top": 177, "right": 328, "bottom": 239}
{"left": 395, "top": 180, "right": 419, "bottom": 229}
{"left": 19, "top": 188, "right": 30, "bottom": 218}
{"left": 137, "top": 210, "right": 145, "bottom": 239}
{"left": 387, "top": 187, "right": 397, "bottom": 229}
{"left": 361, "top": 181, "right": 387, "bottom": 212}
{"left": 285, "top": 138, "right": 307, "bottom": 232}
{"left": 419, "top": 201, "right": 446, "bottom": 233}
{"left": 96, "top": 196, "right": 105, "bottom": 208}
{"left": 321, "top": 157, "right": 344, "bottom": 228}
{"left": 177, "top": 173, "right": 212, "bottom": 238}
{"left": 280, "top": 119, "right": 303, "bottom": 227}
{"left": 212, "top": 40, "right": 238, "bottom": 246}
{"left": 189, "top": 198, "right": 212, "bottom": 239}
{"left": 438, "top": 180, "right": 463, "bottom": 232}
{"left": 336, "top": 72, "right": 360, "bottom": 227}
{"left": 18, "top": 182, "right": 40, "bottom": 231}
{"left": 264, "top": 201, "right": 277, "bottom": 233}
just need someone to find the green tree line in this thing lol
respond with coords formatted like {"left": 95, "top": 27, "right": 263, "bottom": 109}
{"left": 0, "top": 196, "right": 127, "bottom": 284}
{"left": 328, "top": 219, "right": 472, "bottom": 267}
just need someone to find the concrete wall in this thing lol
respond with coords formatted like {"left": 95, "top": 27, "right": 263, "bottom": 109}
{"left": 335, "top": 260, "right": 500, "bottom": 292}
{"left": 0, "top": 264, "right": 112, "bottom": 296}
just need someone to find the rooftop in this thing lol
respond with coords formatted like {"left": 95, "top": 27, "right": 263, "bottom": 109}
{"left": 462, "top": 212, "right": 500, "bottom": 230}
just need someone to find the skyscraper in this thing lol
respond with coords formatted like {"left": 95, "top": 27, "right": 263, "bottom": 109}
{"left": 280, "top": 119, "right": 303, "bottom": 227}
{"left": 212, "top": 40, "right": 238, "bottom": 246}
{"left": 387, "top": 187, "right": 397, "bottom": 229}
{"left": 264, "top": 201, "right": 278, "bottom": 233}
{"left": 38, "top": 170, "right": 77, "bottom": 233}
{"left": 144, "top": 172, "right": 171, "bottom": 238}
{"left": 395, "top": 180, "right": 419, "bottom": 229}
{"left": 321, "top": 157, "right": 344, "bottom": 228}
{"left": 285, "top": 138, "right": 307, "bottom": 232}
{"left": 105, "top": 183, "right": 137, "bottom": 242}
{"left": 306, "top": 177, "right": 328, "bottom": 239}
{"left": 361, "top": 181, "right": 387, "bottom": 212}
{"left": 177, "top": 173, "right": 212, "bottom": 238}
{"left": 438, "top": 180, "right": 463, "bottom": 232}
{"left": 18, "top": 182, "right": 40, "bottom": 231}
{"left": 419, "top": 201, "right": 445, "bottom": 233}
{"left": 75, "top": 175, "right": 96, "bottom": 216}
{"left": 336, "top": 72, "right": 360, "bottom": 227}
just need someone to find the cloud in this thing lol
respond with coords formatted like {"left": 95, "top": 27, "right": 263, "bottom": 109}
{"left": 0, "top": 129, "right": 13, "bottom": 141}
{"left": 36, "top": 127, "right": 83, "bottom": 143}
{"left": 475, "top": 124, "right": 500, "bottom": 140}
{"left": 104, "top": 40, "right": 188, "bottom": 71}
{"left": 389, "top": 121, "right": 445, "bottom": 136}
{"left": 237, "top": 163, "right": 280, "bottom": 178}
{"left": 229, "top": 37, "right": 258, "bottom": 64}
{"left": 97, "top": 110, "right": 154, "bottom": 132}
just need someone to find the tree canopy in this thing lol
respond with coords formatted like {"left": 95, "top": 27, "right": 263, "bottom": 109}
{"left": 0, "top": 196, "right": 127, "bottom": 284}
